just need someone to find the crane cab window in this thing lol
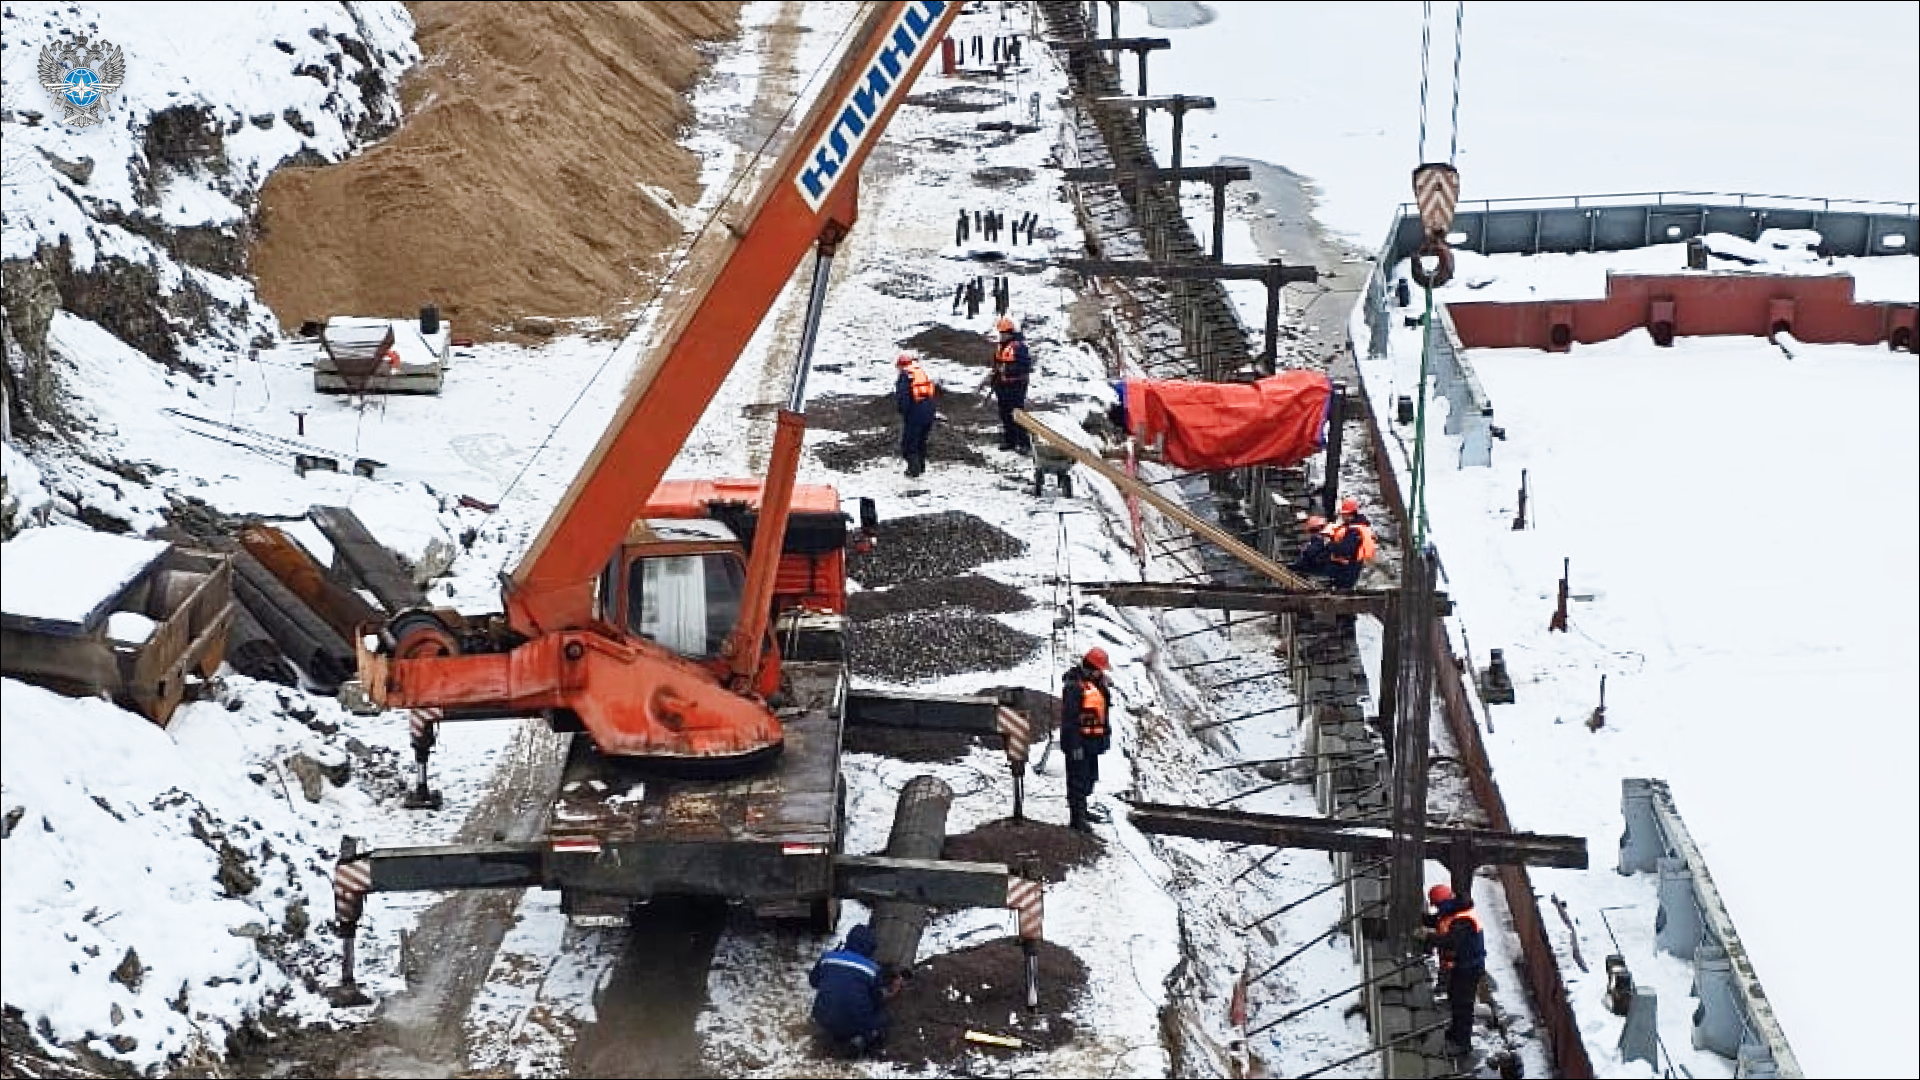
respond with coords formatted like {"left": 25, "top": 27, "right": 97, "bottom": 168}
{"left": 628, "top": 552, "right": 745, "bottom": 660}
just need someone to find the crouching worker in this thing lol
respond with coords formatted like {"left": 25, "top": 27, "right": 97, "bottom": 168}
{"left": 809, "top": 923, "right": 898, "bottom": 1056}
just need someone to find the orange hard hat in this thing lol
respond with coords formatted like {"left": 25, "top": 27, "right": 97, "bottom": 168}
{"left": 1428, "top": 883, "right": 1454, "bottom": 906}
{"left": 1304, "top": 515, "right": 1327, "bottom": 532}
{"left": 995, "top": 316, "right": 1015, "bottom": 333}
{"left": 896, "top": 353, "right": 915, "bottom": 368}
{"left": 1339, "top": 497, "right": 1360, "bottom": 515}
{"left": 1084, "top": 646, "right": 1110, "bottom": 671}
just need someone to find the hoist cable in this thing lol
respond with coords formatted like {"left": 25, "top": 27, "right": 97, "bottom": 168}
{"left": 1417, "top": 1, "right": 1432, "bottom": 163}
{"left": 1449, "top": 2, "right": 1465, "bottom": 165}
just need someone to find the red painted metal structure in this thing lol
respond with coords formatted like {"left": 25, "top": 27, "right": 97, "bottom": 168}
{"left": 1447, "top": 271, "right": 1919, "bottom": 353}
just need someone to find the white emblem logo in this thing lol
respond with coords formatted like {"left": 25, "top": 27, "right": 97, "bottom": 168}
{"left": 38, "top": 36, "right": 127, "bottom": 128}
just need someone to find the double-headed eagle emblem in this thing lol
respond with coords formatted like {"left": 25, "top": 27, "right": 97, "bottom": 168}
{"left": 38, "top": 36, "right": 126, "bottom": 128}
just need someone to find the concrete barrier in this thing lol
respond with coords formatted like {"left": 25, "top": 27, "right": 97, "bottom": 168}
{"left": 1616, "top": 778, "right": 1803, "bottom": 1077}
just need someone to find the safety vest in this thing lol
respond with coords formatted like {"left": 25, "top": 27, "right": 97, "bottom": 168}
{"left": 1077, "top": 677, "right": 1109, "bottom": 739}
{"left": 904, "top": 362, "right": 935, "bottom": 402}
{"left": 1435, "top": 907, "right": 1483, "bottom": 973}
{"left": 1329, "top": 521, "right": 1377, "bottom": 565}
{"left": 994, "top": 341, "right": 1028, "bottom": 384}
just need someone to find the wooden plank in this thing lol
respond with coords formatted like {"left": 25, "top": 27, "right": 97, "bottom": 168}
{"left": 1083, "top": 581, "right": 1391, "bottom": 617}
{"left": 1060, "top": 165, "right": 1251, "bottom": 185}
{"left": 308, "top": 506, "right": 426, "bottom": 613}
{"left": 1013, "top": 410, "right": 1319, "bottom": 592}
{"left": 1093, "top": 95, "right": 1217, "bottom": 111}
{"left": 1126, "top": 801, "right": 1590, "bottom": 870}
{"left": 1057, "top": 258, "right": 1320, "bottom": 285}
{"left": 1045, "top": 36, "right": 1170, "bottom": 52}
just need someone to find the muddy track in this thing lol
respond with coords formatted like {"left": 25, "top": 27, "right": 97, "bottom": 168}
{"left": 348, "top": 719, "right": 568, "bottom": 1077}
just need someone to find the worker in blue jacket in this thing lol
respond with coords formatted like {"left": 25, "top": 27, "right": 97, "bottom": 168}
{"left": 988, "top": 316, "right": 1033, "bottom": 454}
{"left": 809, "top": 922, "right": 896, "bottom": 1055}
{"left": 1423, "top": 883, "right": 1488, "bottom": 1053}
{"left": 895, "top": 353, "right": 937, "bottom": 478}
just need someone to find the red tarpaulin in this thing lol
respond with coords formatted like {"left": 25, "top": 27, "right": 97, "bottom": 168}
{"left": 1125, "top": 370, "right": 1331, "bottom": 471}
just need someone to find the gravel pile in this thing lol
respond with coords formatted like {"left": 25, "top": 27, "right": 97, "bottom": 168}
{"left": 972, "top": 165, "right": 1035, "bottom": 189}
{"left": 902, "top": 85, "right": 1014, "bottom": 114}
{"left": 849, "top": 510, "right": 1028, "bottom": 588}
{"left": 848, "top": 573, "right": 1032, "bottom": 620}
{"left": 898, "top": 323, "right": 998, "bottom": 367}
{"left": 848, "top": 608, "right": 1041, "bottom": 683}
{"left": 808, "top": 392, "right": 1004, "bottom": 473}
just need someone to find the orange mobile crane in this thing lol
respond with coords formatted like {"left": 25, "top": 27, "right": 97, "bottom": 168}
{"left": 329, "top": 1, "right": 1041, "bottom": 999}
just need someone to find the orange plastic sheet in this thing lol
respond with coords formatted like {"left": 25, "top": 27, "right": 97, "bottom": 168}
{"left": 1124, "top": 370, "right": 1331, "bottom": 470}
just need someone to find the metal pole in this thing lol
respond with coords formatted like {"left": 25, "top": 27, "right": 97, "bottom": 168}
{"left": 1170, "top": 101, "right": 1185, "bottom": 199}
{"left": 1321, "top": 383, "right": 1347, "bottom": 519}
{"left": 1263, "top": 268, "right": 1281, "bottom": 369}
{"left": 1211, "top": 174, "right": 1228, "bottom": 262}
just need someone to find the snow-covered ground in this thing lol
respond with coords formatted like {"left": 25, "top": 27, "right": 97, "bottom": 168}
{"left": 3, "top": 1, "right": 1916, "bottom": 1077}
{"left": 1354, "top": 241, "right": 1919, "bottom": 1078}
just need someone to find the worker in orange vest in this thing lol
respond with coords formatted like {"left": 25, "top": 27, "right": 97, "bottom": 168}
{"left": 1059, "top": 647, "right": 1112, "bottom": 833}
{"left": 894, "top": 353, "right": 937, "bottom": 478}
{"left": 1324, "top": 497, "right": 1377, "bottom": 589}
{"left": 988, "top": 315, "right": 1033, "bottom": 454}
{"left": 1288, "top": 514, "right": 1337, "bottom": 579}
{"left": 1423, "top": 882, "right": 1487, "bottom": 1054}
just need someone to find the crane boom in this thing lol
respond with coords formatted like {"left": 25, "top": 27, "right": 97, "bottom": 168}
{"left": 507, "top": 0, "right": 959, "bottom": 636}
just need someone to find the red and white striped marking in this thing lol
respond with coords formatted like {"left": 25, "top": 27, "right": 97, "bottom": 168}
{"left": 996, "top": 706, "right": 1031, "bottom": 765}
{"left": 332, "top": 858, "right": 372, "bottom": 926}
{"left": 1006, "top": 876, "right": 1044, "bottom": 941}
{"left": 408, "top": 709, "right": 441, "bottom": 743}
{"left": 1412, "top": 161, "right": 1461, "bottom": 235}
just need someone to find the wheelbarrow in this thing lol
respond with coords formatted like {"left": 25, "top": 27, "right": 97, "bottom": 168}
{"left": 1031, "top": 440, "right": 1074, "bottom": 498}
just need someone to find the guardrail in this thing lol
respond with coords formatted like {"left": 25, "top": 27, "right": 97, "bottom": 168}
{"left": 1618, "top": 778, "right": 1803, "bottom": 1078}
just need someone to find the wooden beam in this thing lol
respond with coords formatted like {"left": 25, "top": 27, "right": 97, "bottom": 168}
{"left": 308, "top": 505, "right": 424, "bottom": 613}
{"left": 1046, "top": 36, "right": 1170, "bottom": 52}
{"left": 1126, "top": 802, "right": 1590, "bottom": 870}
{"left": 1057, "top": 257, "right": 1320, "bottom": 285}
{"left": 1083, "top": 581, "right": 1393, "bottom": 617}
{"left": 1061, "top": 165, "right": 1251, "bottom": 185}
{"left": 833, "top": 855, "right": 1015, "bottom": 910}
{"left": 1013, "top": 410, "right": 1319, "bottom": 591}
{"left": 1092, "top": 94, "right": 1217, "bottom": 111}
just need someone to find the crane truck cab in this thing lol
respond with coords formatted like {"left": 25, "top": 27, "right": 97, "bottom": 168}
{"left": 604, "top": 479, "right": 855, "bottom": 705}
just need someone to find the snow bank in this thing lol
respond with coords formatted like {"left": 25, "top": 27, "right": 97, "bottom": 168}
{"left": 0, "top": 678, "right": 383, "bottom": 1071}
{"left": 0, "top": 524, "right": 166, "bottom": 626}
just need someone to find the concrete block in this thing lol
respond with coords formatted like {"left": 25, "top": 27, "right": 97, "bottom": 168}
{"left": 1618, "top": 778, "right": 1664, "bottom": 875}
{"left": 1617, "top": 985, "right": 1658, "bottom": 1067}
{"left": 1691, "top": 945, "right": 1743, "bottom": 1057}
{"left": 1655, "top": 856, "right": 1703, "bottom": 956}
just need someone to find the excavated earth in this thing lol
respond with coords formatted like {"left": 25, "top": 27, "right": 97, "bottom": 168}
{"left": 249, "top": 1, "right": 747, "bottom": 342}
{"left": 875, "top": 937, "right": 1086, "bottom": 1068}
